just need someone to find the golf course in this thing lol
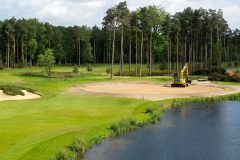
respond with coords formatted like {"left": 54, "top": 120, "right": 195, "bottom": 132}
{"left": 1, "top": 0, "right": 240, "bottom": 159}
{"left": 0, "top": 65, "right": 239, "bottom": 160}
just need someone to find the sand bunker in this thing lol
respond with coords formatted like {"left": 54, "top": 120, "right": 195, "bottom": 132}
{"left": 0, "top": 90, "right": 40, "bottom": 101}
{"left": 65, "top": 81, "right": 240, "bottom": 101}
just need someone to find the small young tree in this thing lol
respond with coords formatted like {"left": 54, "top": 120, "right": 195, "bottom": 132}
{"left": 38, "top": 49, "right": 55, "bottom": 77}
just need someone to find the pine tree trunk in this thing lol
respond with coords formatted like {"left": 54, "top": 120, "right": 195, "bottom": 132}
{"left": 129, "top": 36, "right": 132, "bottom": 72}
{"left": 184, "top": 36, "right": 187, "bottom": 63}
{"left": 167, "top": 35, "right": 170, "bottom": 74}
{"left": 120, "top": 25, "right": 124, "bottom": 76}
{"left": 149, "top": 31, "right": 152, "bottom": 76}
{"left": 30, "top": 48, "right": 32, "bottom": 68}
{"left": 135, "top": 31, "right": 138, "bottom": 76}
{"left": 78, "top": 40, "right": 81, "bottom": 66}
{"left": 12, "top": 37, "right": 15, "bottom": 68}
{"left": 7, "top": 42, "right": 10, "bottom": 68}
{"left": 94, "top": 39, "right": 96, "bottom": 65}
{"left": 110, "top": 28, "right": 116, "bottom": 80}
{"left": 140, "top": 30, "right": 143, "bottom": 77}
{"left": 21, "top": 38, "right": 24, "bottom": 65}
{"left": 210, "top": 27, "right": 213, "bottom": 69}
{"left": 176, "top": 34, "right": 179, "bottom": 72}
{"left": 169, "top": 41, "right": 172, "bottom": 73}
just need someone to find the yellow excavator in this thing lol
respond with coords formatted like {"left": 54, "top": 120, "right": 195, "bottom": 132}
{"left": 171, "top": 63, "right": 192, "bottom": 87}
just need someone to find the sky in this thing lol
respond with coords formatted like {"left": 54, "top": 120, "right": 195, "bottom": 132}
{"left": 0, "top": 0, "right": 239, "bottom": 29}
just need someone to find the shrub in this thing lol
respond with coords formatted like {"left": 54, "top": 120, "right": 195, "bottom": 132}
{"left": 105, "top": 67, "right": 111, "bottom": 74}
{"left": 234, "top": 61, "right": 239, "bottom": 67}
{"left": 114, "top": 71, "right": 166, "bottom": 77}
{"left": 211, "top": 67, "right": 226, "bottom": 75}
{"left": 0, "top": 85, "right": 25, "bottom": 96}
{"left": 72, "top": 65, "right": 79, "bottom": 75}
{"left": 145, "top": 105, "right": 163, "bottom": 124}
{"left": 52, "top": 150, "right": 71, "bottom": 160}
{"left": 0, "top": 85, "right": 36, "bottom": 96}
{"left": 208, "top": 72, "right": 240, "bottom": 82}
{"left": 192, "top": 68, "right": 210, "bottom": 75}
{"left": 70, "top": 138, "right": 86, "bottom": 155}
{"left": 110, "top": 119, "right": 137, "bottom": 136}
{"left": 86, "top": 65, "right": 93, "bottom": 72}
{"left": 192, "top": 67, "right": 226, "bottom": 75}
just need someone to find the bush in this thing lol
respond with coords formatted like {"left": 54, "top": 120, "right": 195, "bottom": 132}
{"left": 114, "top": 71, "right": 166, "bottom": 76}
{"left": 192, "top": 67, "right": 226, "bottom": 75}
{"left": 145, "top": 105, "right": 163, "bottom": 124}
{"left": 208, "top": 72, "right": 240, "bottom": 82}
{"left": 0, "top": 85, "right": 25, "bottom": 96}
{"left": 211, "top": 67, "right": 226, "bottom": 75}
{"left": 159, "top": 63, "right": 167, "bottom": 70}
{"left": 70, "top": 138, "right": 86, "bottom": 155}
{"left": 105, "top": 67, "right": 111, "bottom": 74}
{"left": 86, "top": 65, "right": 93, "bottom": 72}
{"left": 53, "top": 150, "right": 71, "bottom": 160}
{"left": 192, "top": 68, "right": 210, "bottom": 75}
{"left": 234, "top": 61, "right": 239, "bottom": 67}
{"left": 110, "top": 119, "right": 137, "bottom": 136}
{"left": 21, "top": 71, "right": 77, "bottom": 78}
{"left": 72, "top": 65, "right": 79, "bottom": 74}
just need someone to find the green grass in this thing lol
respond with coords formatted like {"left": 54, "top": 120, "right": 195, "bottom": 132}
{"left": 0, "top": 64, "right": 174, "bottom": 160}
{"left": 0, "top": 64, "right": 239, "bottom": 160}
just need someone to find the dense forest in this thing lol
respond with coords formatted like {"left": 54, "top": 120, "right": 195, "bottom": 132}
{"left": 0, "top": 1, "right": 240, "bottom": 76}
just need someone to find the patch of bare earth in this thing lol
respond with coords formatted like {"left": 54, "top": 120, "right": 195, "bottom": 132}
{"left": 65, "top": 81, "right": 240, "bottom": 101}
{"left": 0, "top": 90, "right": 40, "bottom": 101}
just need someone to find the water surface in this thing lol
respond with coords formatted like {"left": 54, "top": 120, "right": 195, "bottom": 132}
{"left": 85, "top": 101, "right": 240, "bottom": 160}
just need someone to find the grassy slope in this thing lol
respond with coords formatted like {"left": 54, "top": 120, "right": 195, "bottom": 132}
{"left": 0, "top": 65, "right": 173, "bottom": 160}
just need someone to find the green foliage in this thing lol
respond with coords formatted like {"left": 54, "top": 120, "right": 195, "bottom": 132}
{"left": 86, "top": 65, "right": 93, "bottom": 72}
{"left": 53, "top": 150, "right": 72, "bottom": 160}
{"left": 234, "top": 61, "right": 240, "bottom": 67}
{"left": 192, "top": 67, "right": 226, "bottom": 75}
{"left": 145, "top": 105, "right": 163, "bottom": 124}
{"left": 105, "top": 67, "right": 111, "bottom": 74}
{"left": 38, "top": 48, "right": 55, "bottom": 77}
{"left": 0, "top": 85, "right": 35, "bottom": 96}
{"left": 208, "top": 73, "right": 240, "bottom": 82}
{"left": 21, "top": 71, "right": 78, "bottom": 79}
{"left": 110, "top": 119, "right": 137, "bottom": 136}
{"left": 114, "top": 70, "right": 167, "bottom": 76}
{"left": 82, "top": 42, "right": 93, "bottom": 63}
{"left": 0, "top": 85, "right": 25, "bottom": 96}
{"left": 72, "top": 65, "right": 79, "bottom": 74}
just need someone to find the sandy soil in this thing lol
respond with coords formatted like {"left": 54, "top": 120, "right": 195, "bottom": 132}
{"left": 0, "top": 90, "right": 40, "bottom": 101}
{"left": 65, "top": 81, "right": 240, "bottom": 101}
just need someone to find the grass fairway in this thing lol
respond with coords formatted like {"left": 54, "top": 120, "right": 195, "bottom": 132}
{"left": 0, "top": 65, "right": 172, "bottom": 160}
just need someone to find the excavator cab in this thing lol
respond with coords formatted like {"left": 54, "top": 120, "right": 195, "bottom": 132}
{"left": 171, "top": 63, "right": 191, "bottom": 87}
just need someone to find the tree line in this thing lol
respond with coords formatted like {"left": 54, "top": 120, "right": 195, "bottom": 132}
{"left": 0, "top": 1, "right": 239, "bottom": 77}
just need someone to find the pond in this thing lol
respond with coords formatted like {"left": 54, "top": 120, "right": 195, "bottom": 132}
{"left": 85, "top": 101, "right": 240, "bottom": 160}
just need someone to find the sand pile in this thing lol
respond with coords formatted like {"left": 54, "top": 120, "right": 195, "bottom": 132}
{"left": 65, "top": 81, "right": 240, "bottom": 101}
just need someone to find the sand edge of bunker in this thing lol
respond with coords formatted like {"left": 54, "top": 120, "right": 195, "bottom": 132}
{"left": 0, "top": 90, "right": 41, "bottom": 101}
{"left": 65, "top": 80, "right": 240, "bottom": 101}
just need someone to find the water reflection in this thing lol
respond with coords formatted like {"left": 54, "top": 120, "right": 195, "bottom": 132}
{"left": 85, "top": 101, "right": 240, "bottom": 160}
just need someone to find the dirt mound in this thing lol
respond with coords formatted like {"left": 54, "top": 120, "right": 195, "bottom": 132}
{"left": 65, "top": 81, "right": 240, "bottom": 101}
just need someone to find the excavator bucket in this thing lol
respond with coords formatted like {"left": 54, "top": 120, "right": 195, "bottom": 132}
{"left": 171, "top": 83, "right": 188, "bottom": 87}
